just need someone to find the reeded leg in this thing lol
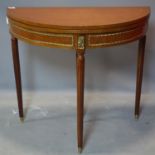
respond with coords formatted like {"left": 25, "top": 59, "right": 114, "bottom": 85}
{"left": 76, "top": 51, "right": 85, "bottom": 153}
{"left": 135, "top": 35, "right": 146, "bottom": 118}
{"left": 11, "top": 36, "right": 24, "bottom": 122}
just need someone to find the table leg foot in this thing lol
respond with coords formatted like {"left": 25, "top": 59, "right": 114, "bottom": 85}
{"left": 135, "top": 114, "right": 139, "bottom": 120}
{"left": 78, "top": 147, "right": 82, "bottom": 153}
{"left": 20, "top": 117, "right": 24, "bottom": 123}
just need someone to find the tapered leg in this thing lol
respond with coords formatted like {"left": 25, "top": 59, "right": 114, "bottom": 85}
{"left": 11, "top": 36, "right": 24, "bottom": 122}
{"left": 76, "top": 51, "right": 85, "bottom": 153}
{"left": 135, "top": 36, "right": 146, "bottom": 118}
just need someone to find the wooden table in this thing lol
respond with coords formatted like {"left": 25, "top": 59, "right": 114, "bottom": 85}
{"left": 7, "top": 7, "right": 150, "bottom": 152}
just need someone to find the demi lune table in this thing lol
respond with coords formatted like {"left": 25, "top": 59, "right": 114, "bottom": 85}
{"left": 7, "top": 7, "right": 150, "bottom": 153}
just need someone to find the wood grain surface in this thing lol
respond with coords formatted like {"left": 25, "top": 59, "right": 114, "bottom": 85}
{"left": 7, "top": 7, "right": 150, "bottom": 29}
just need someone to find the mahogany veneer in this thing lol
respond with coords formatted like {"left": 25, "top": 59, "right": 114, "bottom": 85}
{"left": 7, "top": 7, "right": 150, "bottom": 153}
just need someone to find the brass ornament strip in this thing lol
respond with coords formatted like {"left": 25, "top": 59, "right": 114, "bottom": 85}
{"left": 9, "top": 23, "right": 74, "bottom": 48}
{"left": 88, "top": 28, "right": 144, "bottom": 47}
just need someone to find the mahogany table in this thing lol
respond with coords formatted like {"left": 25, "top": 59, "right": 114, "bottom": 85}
{"left": 7, "top": 7, "right": 150, "bottom": 152}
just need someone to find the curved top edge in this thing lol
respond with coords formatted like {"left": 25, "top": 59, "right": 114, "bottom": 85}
{"left": 7, "top": 7, "right": 150, "bottom": 31}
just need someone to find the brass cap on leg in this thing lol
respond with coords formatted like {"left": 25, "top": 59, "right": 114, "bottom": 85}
{"left": 135, "top": 115, "right": 139, "bottom": 120}
{"left": 78, "top": 147, "right": 82, "bottom": 153}
{"left": 20, "top": 117, "right": 24, "bottom": 123}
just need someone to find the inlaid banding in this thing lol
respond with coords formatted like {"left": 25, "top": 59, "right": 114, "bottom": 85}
{"left": 88, "top": 26, "right": 146, "bottom": 47}
{"left": 9, "top": 24, "right": 74, "bottom": 48}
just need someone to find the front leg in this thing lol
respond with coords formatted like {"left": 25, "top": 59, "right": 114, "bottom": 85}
{"left": 76, "top": 51, "right": 85, "bottom": 153}
{"left": 75, "top": 35, "right": 85, "bottom": 153}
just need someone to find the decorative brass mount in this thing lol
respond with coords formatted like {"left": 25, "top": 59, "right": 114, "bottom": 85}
{"left": 78, "top": 36, "right": 85, "bottom": 49}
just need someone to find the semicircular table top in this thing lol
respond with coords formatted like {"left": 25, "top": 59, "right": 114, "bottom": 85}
{"left": 7, "top": 7, "right": 150, "bottom": 49}
{"left": 7, "top": 7, "right": 150, "bottom": 30}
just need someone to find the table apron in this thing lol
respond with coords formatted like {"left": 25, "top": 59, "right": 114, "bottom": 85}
{"left": 9, "top": 21, "right": 147, "bottom": 49}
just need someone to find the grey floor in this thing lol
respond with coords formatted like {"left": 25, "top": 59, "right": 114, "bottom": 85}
{"left": 0, "top": 91, "right": 155, "bottom": 155}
